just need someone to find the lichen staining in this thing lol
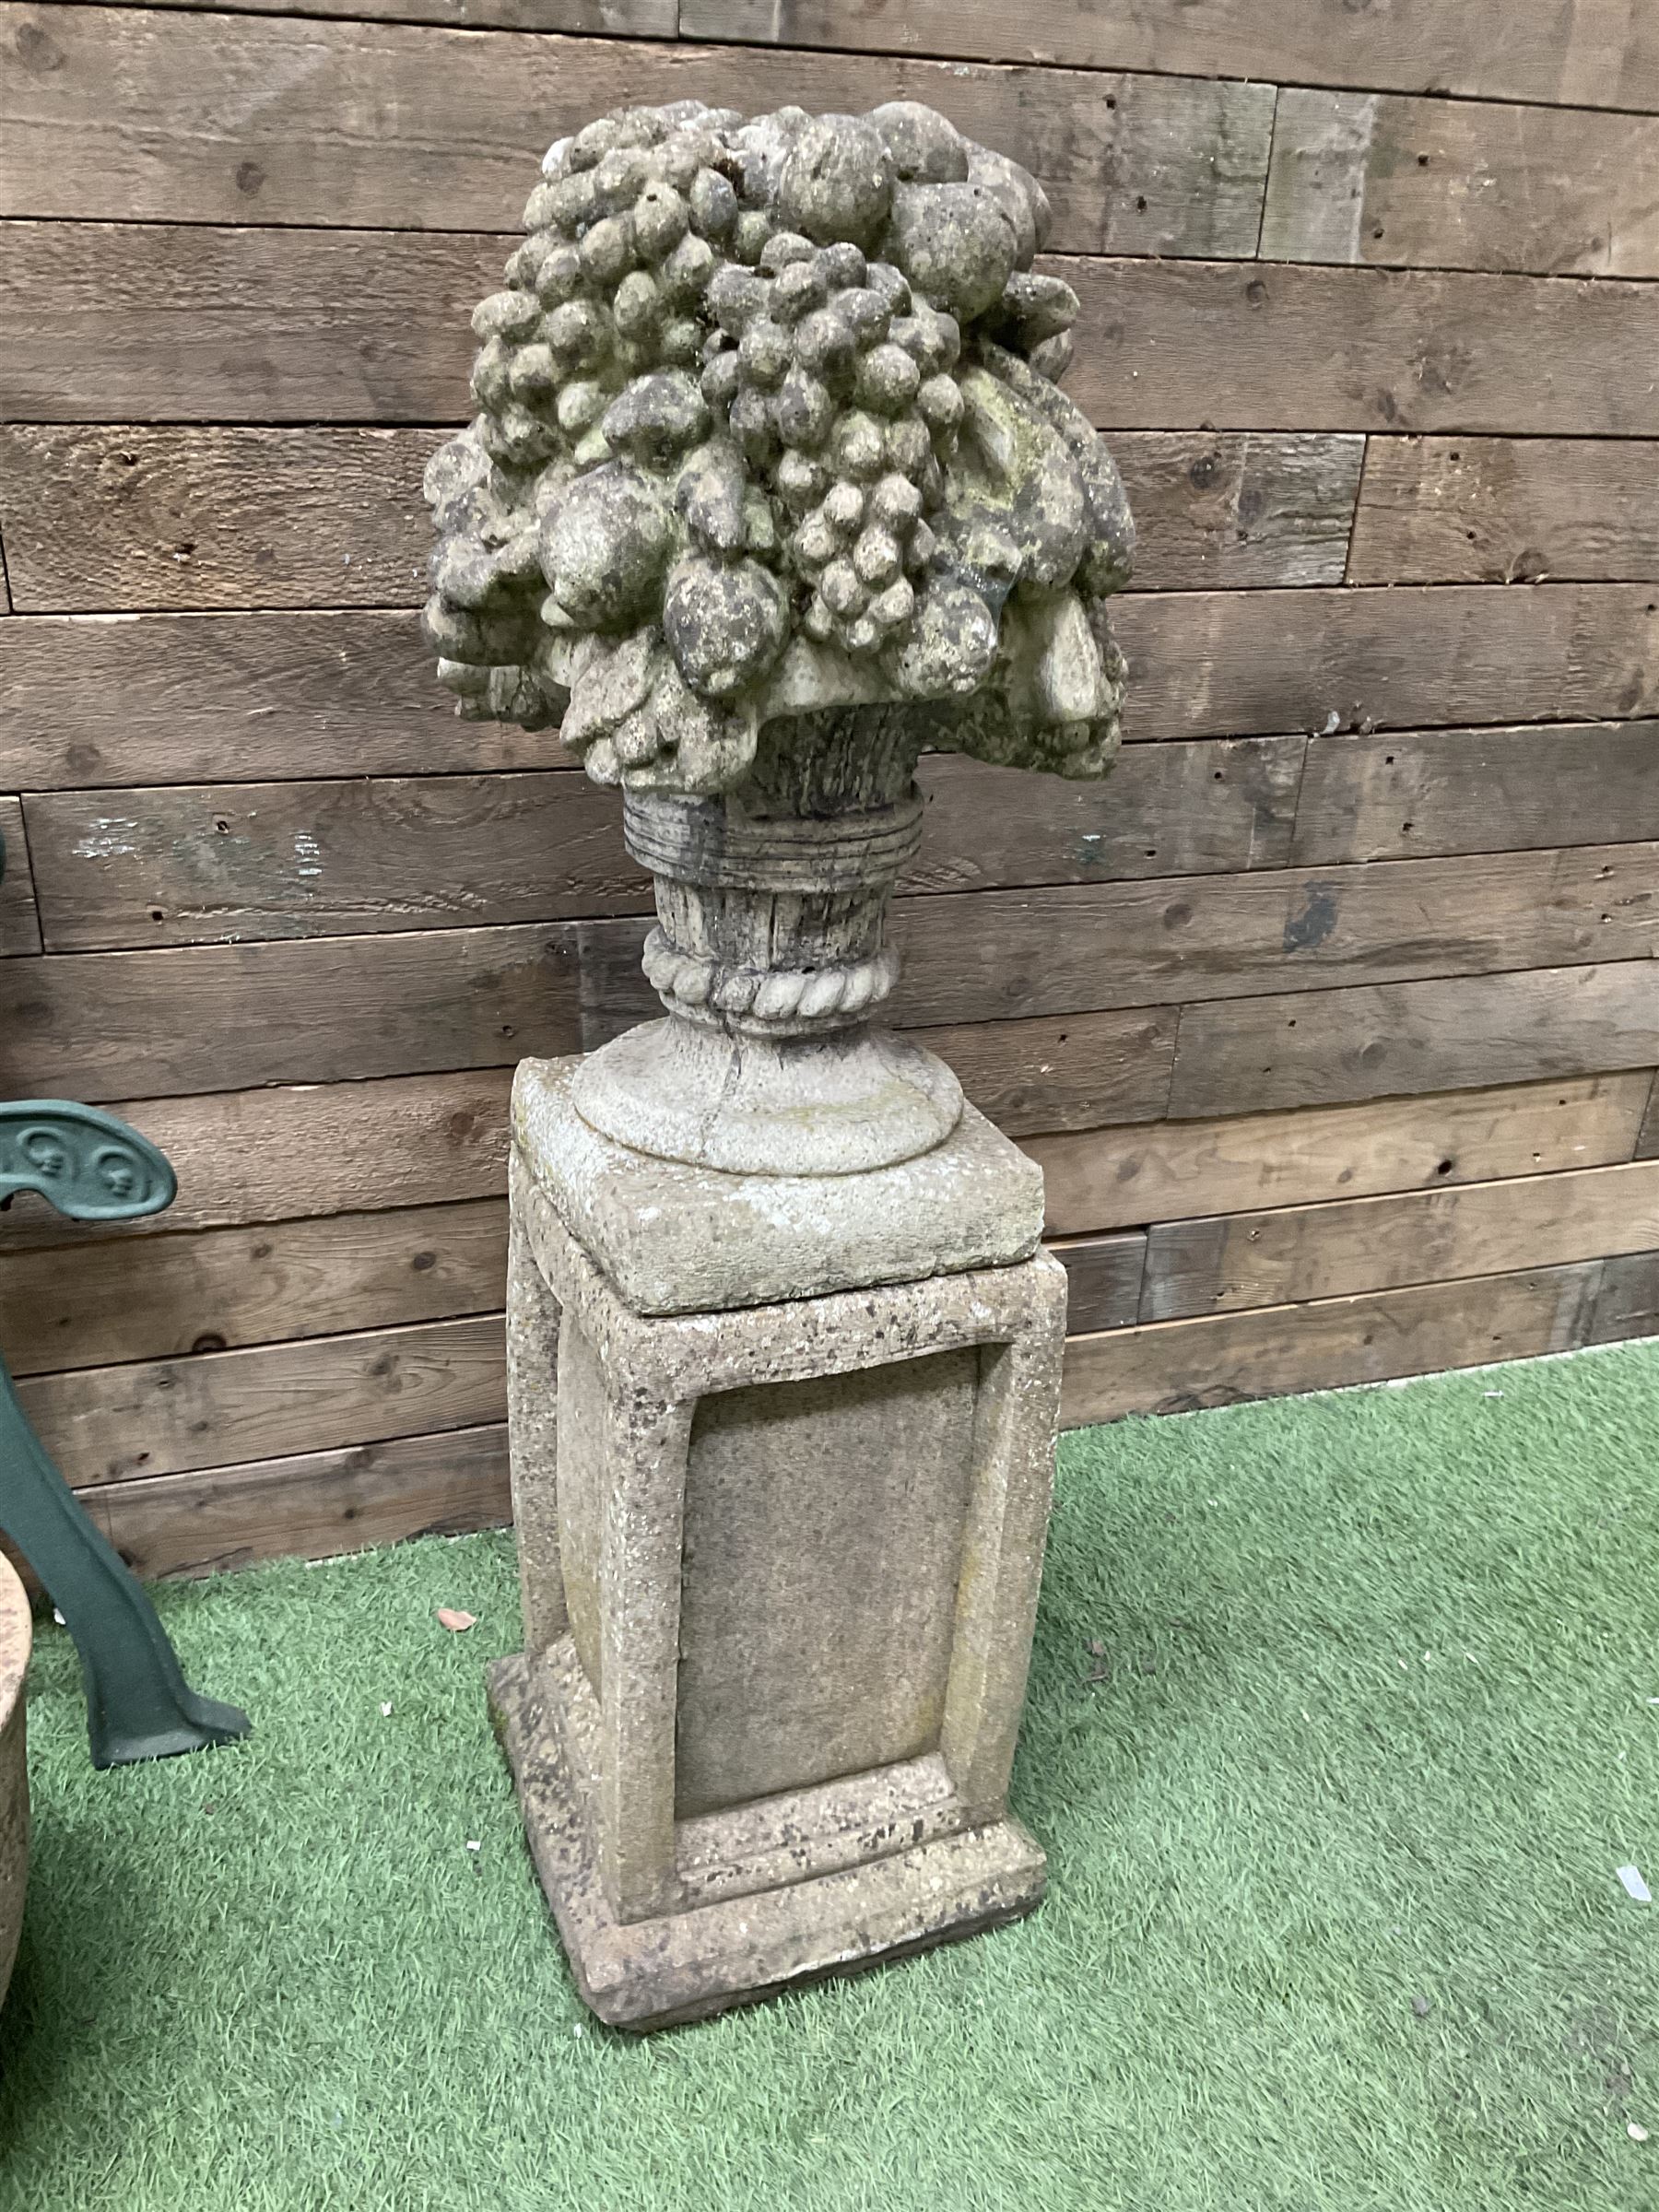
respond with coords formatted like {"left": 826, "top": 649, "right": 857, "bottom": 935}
{"left": 425, "top": 99, "right": 1135, "bottom": 799}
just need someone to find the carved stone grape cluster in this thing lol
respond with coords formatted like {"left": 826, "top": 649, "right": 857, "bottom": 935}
{"left": 704, "top": 236, "right": 959, "bottom": 663}
{"left": 425, "top": 99, "right": 1134, "bottom": 795}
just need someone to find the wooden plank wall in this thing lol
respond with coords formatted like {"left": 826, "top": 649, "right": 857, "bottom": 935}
{"left": 4, "top": 1, "right": 1659, "bottom": 1578}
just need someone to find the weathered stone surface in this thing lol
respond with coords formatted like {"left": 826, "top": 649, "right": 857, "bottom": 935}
{"left": 778, "top": 115, "right": 895, "bottom": 252}
{"left": 504, "top": 1208, "right": 565, "bottom": 1654}
{"left": 496, "top": 1190, "right": 1065, "bottom": 2030}
{"left": 425, "top": 98, "right": 1132, "bottom": 791}
{"left": 0, "top": 1553, "right": 30, "bottom": 2012}
{"left": 433, "top": 98, "right": 1122, "bottom": 2031}
{"left": 567, "top": 1012, "right": 963, "bottom": 1181}
{"left": 536, "top": 463, "right": 675, "bottom": 628}
{"left": 490, "top": 1649, "right": 1047, "bottom": 2030}
{"left": 870, "top": 100, "right": 971, "bottom": 186}
{"left": 514, "top": 1055, "right": 1041, "bottom": 1312}
{"left": 427, "top": 98, "right": 1137, "bottom": 1182}
{"left": 884, "top": 181, "right": 1022, "bottom": 322}
{"left": 661, "top": 554, "right": 789, "bottom": 698}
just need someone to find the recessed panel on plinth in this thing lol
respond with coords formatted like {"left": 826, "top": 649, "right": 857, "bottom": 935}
{"left": 493, "top": 1108, "right": 1065, "bottom": 2027}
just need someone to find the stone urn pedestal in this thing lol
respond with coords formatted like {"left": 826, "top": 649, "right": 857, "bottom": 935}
{"left": 488, "top": 717, "right": 1068, "bottom": 2029}
{"left": 428, "top": 90, "right": 1137, "bottom": 2028}
{"left": 0, "top": 1551, "right": 30, "bottom": 2009}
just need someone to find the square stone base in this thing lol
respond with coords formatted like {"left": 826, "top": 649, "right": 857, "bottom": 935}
{"left": 502, "top": 1053, "right": 1066, "bottom": 2030}
{"left": 489, "top": 1644, "right": 1046, "bottom": 2031}
{"left": 512, "top": 1053, "right": 1044, "bottom": 1315}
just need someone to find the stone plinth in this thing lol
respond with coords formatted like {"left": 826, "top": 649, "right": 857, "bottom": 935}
{"left": 493, "top": 1063, "right": 1065, "bottom": 2028}
{"left": 510, "top": 1053, "right": 1041, "bottom": 1313}
{"left": 0, "top": 1552, "right": 30, "bottom": 2009}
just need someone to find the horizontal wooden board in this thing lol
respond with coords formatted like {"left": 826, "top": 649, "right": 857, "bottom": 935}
{"left": 1144, "top": 1158, "right": 1659, "bottom": 1321}
{"left": 0, "top": 425, "right": 1360, "bottom": 611}
{"left": 912, "top": 741, "right": 1303, "bottom": 892}
{"left": 1293, "top": 722, "right": 1659, "bottom": 865}
{"left": 91, "top": 1260, "right": 1659, "bottom": 1580}
{"left": 1030, "top": 1073, "right": 1653, "bottom": 1236}
{"left": 912, "top": 1009, "right": 1176, "bottom": 1140}
{"left": 88, "top": 1257, "right": 1659, "bottom": 1579}
{"left": 16, "top": 228, "right": 1659, "bottom": 448}
{"left": 0, "top": 1009, "right": 1172, "bottom": 1265}
{"left": 1262, "top": 88, "right": 1659, "bottom": 280}
{"left": 0, "top": 9, "right": 1273, "bottom": 257}
{"left": 92, "top": 1422, "right": 512, "bottom": 1582}
{"left": 0, "top": 425, "right": 441, "bottom": 613}
{"left": 1065, "top": 258, "right": 1659, "bottom": 438}
{"left": 919, "top": 841, "right": 1659, "bottom": 1024}
{"left": 0, "top": 1067, "right": 514, "bottom": 1250}
{"left": 1116, "top": 584, "right": 1659, "bottom": 744}
{"left": 1347, "top": 438, "right": 1659, "bottom": 586}
{"left": 24, "top": 739, "right": 1304, "bottom": 952}
{"left": 82, "top": 1263, "right": 1659, "bottom": 1579}
{"left": 679, "top": 0, "right": 1659, "bottom": 114}
{"left": 887, "top": 841, "right": 1659, "bottom": 1022}
{"left": 6, "top": 587, "right": 1656, "bottom": 794}
{"left": 0, "top": 1198, "right": 506, "bottom": 1375}
{"left": 576, "top": 993, "right": 1182, "bottom": 1139}
{"left": 1587, "top": 1252, "right": 1659, "bottom": 1346}
{"left": 1171, "top": 961, "right": 1659, "bottom": 1120}
{"left": 1640, "top": 1074, "right": 1659, "bottom": 1159}
{"left": 18, "top": 1312, "right": 507, "bottom": 1488}
{"left": 1051, "top": 1233, "right": 1146, "bottom": 1335}
{"left": 26, "top": 771, "right": 645, "bottom": 948}
{"left": 1110, "top": 432, "right": 1362, "bottom": 591}
{"left": 0, "top": 794, "right": 41, "bottom": 954}
{"left": 1059, "top": 1261, "right": 1600, "bottom": 1425}
{"left": 581, "top": 841, "right": 1659, "bottom": 1034}
{"left": 0, "top": 611, "right": 569, "bottom": 789}
{"left": 0, "top": 221, "right": 501, "bottom": 426}
{"left": 0, "top": 924, "right": 580, "bottom": 1102}
{"left": 0, "top": 1010, "right": 1173, "bottom": 1255}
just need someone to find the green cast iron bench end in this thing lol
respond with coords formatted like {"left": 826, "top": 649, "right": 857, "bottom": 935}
{"left": 0, "top": 1100, "right": 251, "bottom": 1769}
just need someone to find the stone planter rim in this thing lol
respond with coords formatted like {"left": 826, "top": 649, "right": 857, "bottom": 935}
{"left": 0, "top": 1555, "right": 29, "bottom": 1749}
{"left": 0, "top": 1547, "right": 30, "bottom": 2014}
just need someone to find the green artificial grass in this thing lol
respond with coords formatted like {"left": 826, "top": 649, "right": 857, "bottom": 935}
{"left": 6, "top": 1344, "right": 1659, "bottom": 2211}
